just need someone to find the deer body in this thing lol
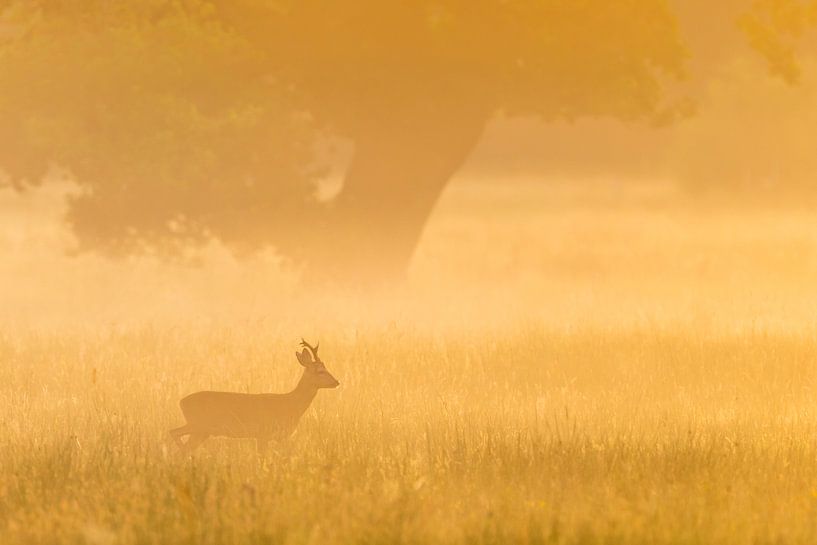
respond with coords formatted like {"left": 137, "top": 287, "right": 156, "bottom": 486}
{"left": 170, "top": 340, "right": 338, "bottom": 453}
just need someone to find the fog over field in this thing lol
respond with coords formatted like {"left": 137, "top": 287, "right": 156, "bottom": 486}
{"left": 4, "top": 179, "right": 817, "bottom": 332}
{"left": 4, "top": 2, "right": 817, "bottom": 544}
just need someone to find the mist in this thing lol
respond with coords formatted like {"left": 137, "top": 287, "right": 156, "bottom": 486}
{"left": 3, "top": 2, "right": 817, "bottom": 544}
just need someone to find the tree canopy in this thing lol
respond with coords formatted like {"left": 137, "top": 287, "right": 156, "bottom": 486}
{"left": 0, "top": 1, "right": 318, "bottom": 257}
{"left": 740, "top": 0, "right": 817, "bottom": 83}
{"left": 0, "top": 0, "right": 809, "bottom": 280}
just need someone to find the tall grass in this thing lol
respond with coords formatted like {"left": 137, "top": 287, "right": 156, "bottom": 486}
{"left": 3, "top": 326, "right": 817, "bottom": 544}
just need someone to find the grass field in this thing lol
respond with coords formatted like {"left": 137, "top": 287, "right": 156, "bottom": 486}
{"left": 4, "top": 181, "right": 817, "bottom": 544}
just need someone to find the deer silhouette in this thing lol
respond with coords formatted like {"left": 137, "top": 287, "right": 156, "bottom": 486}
{"left": 169, "top": 339, "right": 338, "bottom": 453}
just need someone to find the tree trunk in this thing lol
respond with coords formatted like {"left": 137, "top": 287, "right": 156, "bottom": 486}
{"left": 308, "top": 114, "right": 488, "bottom": 287}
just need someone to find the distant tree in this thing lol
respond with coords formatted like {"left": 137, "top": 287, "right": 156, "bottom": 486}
{"left": 740, "top": 0, "right": 817, "bottom": 83}
{"left": 0, "top": 1, "right": 318, "bottom": 259}
{"left": 666, "top": 0, "right": 817, "bottom": 197}
{"left": 0, "top": 1, "right": 691, "bottom": 283}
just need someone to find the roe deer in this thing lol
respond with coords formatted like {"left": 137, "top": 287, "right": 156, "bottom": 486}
{"left": 169, "top": 339, "right": 339, "bottom": 453}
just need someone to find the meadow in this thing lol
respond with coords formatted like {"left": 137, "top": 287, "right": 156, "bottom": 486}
{"left": 4, "top": 180, "right": 817, "bottom": 544}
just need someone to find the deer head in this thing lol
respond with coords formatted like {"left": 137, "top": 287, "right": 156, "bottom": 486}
{"left": 295, "top": 339, "right": 340, "bottom": 389}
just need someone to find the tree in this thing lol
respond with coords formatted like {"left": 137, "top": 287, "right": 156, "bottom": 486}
{"left": 740, "top": 0, "right": 817, "bottom": 84}
{"left": 665, "top": 0, "right": 817, "bottom": 197}
{"left": 1, "top": 1, "right": 691, "bottom": 283}
{"left": 0, "top": 1, "right": 318, "bottom": 259}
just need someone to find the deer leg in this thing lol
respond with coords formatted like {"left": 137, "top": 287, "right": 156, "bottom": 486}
{"left": 183, "top": 433, "right": 209, "bottom": 454}
{"left": 169, "top": 424, "right": 192, "bottom": 449}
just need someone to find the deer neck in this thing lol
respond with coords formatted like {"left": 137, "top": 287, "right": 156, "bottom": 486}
{"left": 288, "top": 372, "right": 319, "bottom": 415}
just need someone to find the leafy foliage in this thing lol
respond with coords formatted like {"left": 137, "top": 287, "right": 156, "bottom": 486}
{"left": 0, "top": 1, "right": 317, "bottom": 256}
{"left": 739, "top": 0, "right": 817, "bottom": 83}
{"left": 0, "top": 1, "right": 690, "bottom": 259}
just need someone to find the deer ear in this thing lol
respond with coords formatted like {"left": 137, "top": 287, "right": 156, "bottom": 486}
{"left": 295, "top": 350, "right": 313, "bottom": 367}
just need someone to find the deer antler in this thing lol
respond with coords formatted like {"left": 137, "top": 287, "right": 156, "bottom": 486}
{"left": 300, "top": 338, "right": 320, "bottom": 362}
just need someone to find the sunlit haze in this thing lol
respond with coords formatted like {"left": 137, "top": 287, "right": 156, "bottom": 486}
{"left": 3, "top": 2, "right": 817, "bottom": 544}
